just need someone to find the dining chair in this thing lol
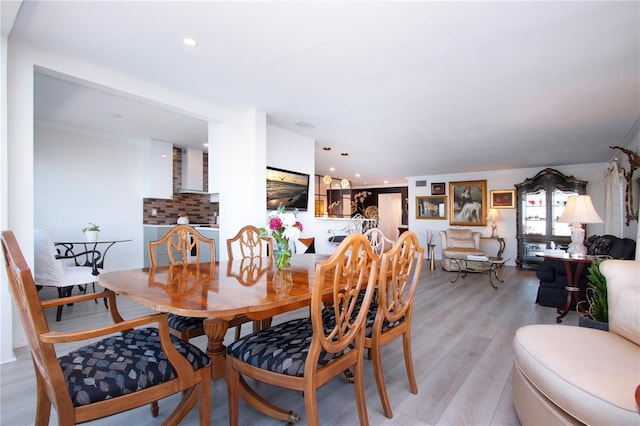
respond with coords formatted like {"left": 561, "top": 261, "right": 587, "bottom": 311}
{"left": 226, "top": 233, "right": 380, "bottom": 426}
{"left": 363, "top": 227, "right": 395, "bottom": 255}
{"left": 1, "top": 230, "right": 211, "bottom": 426}
{"left": 226, "top": 224, "right": 273, "bottom": 260}
{"left": 33, "top": 228, "right": 100, "bottom": 321}
{"left": 226, "top": 225, "right": 274, "bottom": 338}
{"left": 148, "top": 225, "right": 216, "bottom": 341}
{"left": 364, "top": 230, "right": 424, "bottom": 418}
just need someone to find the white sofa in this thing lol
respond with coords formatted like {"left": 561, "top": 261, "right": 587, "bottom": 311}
{"left": 512, "top": 259, "right": 640, "bottom": 425}
{"left": 439, "top": 229, "right": 484, "bottom": 271}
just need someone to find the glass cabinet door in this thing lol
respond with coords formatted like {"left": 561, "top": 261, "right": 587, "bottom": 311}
{"left": 551, "top": 188, "right": 578, "bottom": 236}
{"left": 521, "top": 189, "right": 546, "bottom": 236}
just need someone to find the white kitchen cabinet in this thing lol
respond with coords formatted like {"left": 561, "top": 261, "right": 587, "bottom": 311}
{"left": 144, "top": 139, "right": 173, "bottom": 199}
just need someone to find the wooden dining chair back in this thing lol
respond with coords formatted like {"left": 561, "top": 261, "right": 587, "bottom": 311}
{"left": 366, "top": 230, "right": 425, "bottom": 418}
{"left": 1, "top": 230, "right": 211, "bottom": 426}
{"left": 226, "top": 225, "right": 273, "bottom": 260}
{"left": 148, "top": 224, "right": 215, "bottom": 266}
{"left": 226, "top": 225, "right": 274, "bottom": 338}
{"left": 226, "top": 233, "right": 380, "bottom": 426}
{"left": 363, "top": 227, "right": 395, "bottom": 255}
{"left": 148, "top": 225, "right": 217, "bottom": 342}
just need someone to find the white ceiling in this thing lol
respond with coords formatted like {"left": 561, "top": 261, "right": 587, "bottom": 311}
{"left": 6, "top": 1, "right": 640, "bottom": 186}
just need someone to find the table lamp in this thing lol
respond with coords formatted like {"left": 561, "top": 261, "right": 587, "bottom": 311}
{"left": 556, "top": 195, "right": 603, "bottom": 258}
{"left": 486, "top": 208, "right": 502, "bottom": 237}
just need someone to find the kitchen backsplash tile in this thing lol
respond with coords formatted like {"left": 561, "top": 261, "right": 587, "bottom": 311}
{"left": 143, "top": 147, "right": 219, "bottom": 225}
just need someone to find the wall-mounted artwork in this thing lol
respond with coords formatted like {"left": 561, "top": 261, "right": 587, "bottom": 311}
{"left": 416, "top": 196, "right": 447, "bottom": 220}
{"left": 449, "top": 180, "right": 487, "bottom": 226}
{"left": 431, "top": 182, "right": 445, "bottom": 195}
{"left": 490, "top": 189, "right": 516, "bottom": 208}
{"left": 266, "top": 167, "right": 309, "bottom": 210}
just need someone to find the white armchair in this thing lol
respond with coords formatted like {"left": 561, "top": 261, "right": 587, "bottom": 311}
{"left": 439, "top": 228, "right": 484, "bottom": 271}
{"left": 33, "top": 229, "right": 98, "bottom": 321}
{"left": 512, "top": 260, "right": 640, "bottom": 425}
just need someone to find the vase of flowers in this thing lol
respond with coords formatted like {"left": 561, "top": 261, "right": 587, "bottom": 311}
{"left": 259, "top": 204, "right": 303, "bottom": 270}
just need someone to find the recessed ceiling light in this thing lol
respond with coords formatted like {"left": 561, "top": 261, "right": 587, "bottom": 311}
{"left": 203, "top": 143, "right": 209, "bottom": 147}
{"left": 329, "top": 167, "right": 335, "bottom": 172}
{"left": 323, "top": 146, "right": 331, "bottom": 151}
{"left": 182, "top": 37, "right": 198, "bottom": 47}
{"left": 355, "top": 173, "right": 360, "bottom": 177}
{"left": 341, "top": 152, "right": 349, "bottom": 156}
{"left": 384, "top": 180, "right": 389, "bottom": 184}
{"left": 109, "top": 113, "right": 123, "bottom": 119}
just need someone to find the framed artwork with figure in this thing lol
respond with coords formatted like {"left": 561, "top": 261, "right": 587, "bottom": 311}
{"left": 416, "top": 196, "right": 447, "bottom": 220}
{"left": 449, "top": 180, "right": 487, "bottom": 226}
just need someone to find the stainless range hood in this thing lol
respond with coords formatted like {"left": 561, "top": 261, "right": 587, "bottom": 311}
{"left": 179, "top": 148, "right": 210, "bottom": 194}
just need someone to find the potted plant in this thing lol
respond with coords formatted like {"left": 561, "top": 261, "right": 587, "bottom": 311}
{"left": 82, "top": 223, "right": 100, "bottom": 242}
{"left": 577, "top": 259, "right": 609, "bottom": 331}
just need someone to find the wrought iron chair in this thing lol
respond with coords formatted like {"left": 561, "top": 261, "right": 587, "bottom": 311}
{"left": 33, "top": 228, "right": 100, "bottom": 321}
{"left": 226, "top": 233, "right": 380, "bottom": 426}
{"left": 2, "top": 230, "right": 211, "bottom": 425}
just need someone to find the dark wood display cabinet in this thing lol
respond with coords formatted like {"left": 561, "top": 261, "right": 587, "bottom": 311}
{"left": 515, "top": 168, "right": 587, "bottom": 269}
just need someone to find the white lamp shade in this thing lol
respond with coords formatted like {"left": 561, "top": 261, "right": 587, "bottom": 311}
{"left": 486, "top": 208, "right": 502, "bottom": 221}
{"left": 557, "top": 195, "right": 603, "bottom": 224}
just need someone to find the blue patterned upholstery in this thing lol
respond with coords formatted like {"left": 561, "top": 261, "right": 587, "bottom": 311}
{"left": 59, "top": 327, "right": 210, "bottom": 407}
{"left": 226, "top": 318, "right": 342, "bottom": 377}
{"left": 323, "top": 291, "right": 403, "bottom": 338}
{"left": 167, "top": 313, "right": 204, "bottom": 332}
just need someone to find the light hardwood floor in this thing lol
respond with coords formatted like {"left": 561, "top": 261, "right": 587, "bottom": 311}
{"left": 0, "top": 262, "right": 579, "bottom": 425}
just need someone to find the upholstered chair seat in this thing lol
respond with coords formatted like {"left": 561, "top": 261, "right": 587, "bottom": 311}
{"left": 227, "top": 318, "right": 340, "bottom": 377}
{"left": 166, "top": 315, "right": 204, "bottom": 334}
{"left": 61, "top": 327, "right": 210, "bottom": 406}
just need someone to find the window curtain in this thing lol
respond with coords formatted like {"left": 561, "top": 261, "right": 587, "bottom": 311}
{"left": 604, "top": 162, "right": 624, "bottom": 237}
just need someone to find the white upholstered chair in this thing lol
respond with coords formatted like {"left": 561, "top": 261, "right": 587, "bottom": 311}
{"left": 33, "top": 228, "right": 99, "bottom": 321}
{"left": 439, "top": 228, "right": 484, "bottom": 271}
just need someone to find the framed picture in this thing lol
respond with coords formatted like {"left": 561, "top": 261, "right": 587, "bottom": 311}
{"left": 266, "top": 166, "right": 309, "bottom": 210}
{"left": 449, "top": 180, "right": 487, "bottom": 226}
{"left": 490, "top": 189, "right": 516, "bottom": 208}
{"left": 431, "top": 182, "right": 445, "bottom": 195}
{"left": 416, "top": 196, "right": 447, "bottom": 220}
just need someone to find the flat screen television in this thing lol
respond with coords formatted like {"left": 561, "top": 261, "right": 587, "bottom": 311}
{"left": 266, "top": 166, "right": 309, "bottom": 211}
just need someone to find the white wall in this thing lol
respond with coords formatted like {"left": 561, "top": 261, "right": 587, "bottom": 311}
{"left": 34, "top": 124, "right": 145, "bottom": 271}
{"left": 2, "top": 40, "right": 270, "bottom": 362}
{"left": 407, "top": 162, "right": 633, "bottom": 266}
{"left": 1, "top": 33, "right": 14, "bottom": 362}
{"left": 265, "top": 125, "right": 319, "bottom": 246}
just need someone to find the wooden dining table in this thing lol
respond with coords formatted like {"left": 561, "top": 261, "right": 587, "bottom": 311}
{"left": 99, "top": 254, "right": 330, "bottom": 421}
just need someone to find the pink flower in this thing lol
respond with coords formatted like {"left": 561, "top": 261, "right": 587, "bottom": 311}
{"left": 269, "top": 216, "right": 282, "bottom": 231}
{"left": 294, "top": 221, "right": 303, "bottom": 232}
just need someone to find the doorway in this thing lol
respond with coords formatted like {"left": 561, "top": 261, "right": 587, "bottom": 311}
{"left": 378, "top": 193, "right": 403, "bottom": 239}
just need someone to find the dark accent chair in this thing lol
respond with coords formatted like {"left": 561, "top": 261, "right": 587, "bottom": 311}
{"left": 535, "top": 235, "right": 636, "bottom": 308}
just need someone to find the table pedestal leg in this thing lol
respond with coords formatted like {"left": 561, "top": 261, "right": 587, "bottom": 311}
{"left": 203, "top": 317, "right": 229, "bottom": 380}
{"left": 556, "top": 261, "right": 586, "bottom": 323}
